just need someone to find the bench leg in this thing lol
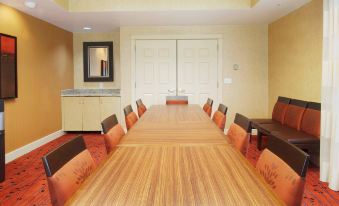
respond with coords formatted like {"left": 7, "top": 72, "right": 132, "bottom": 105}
{"left": 257, "top": 131, "right": 263, "bottom": 150}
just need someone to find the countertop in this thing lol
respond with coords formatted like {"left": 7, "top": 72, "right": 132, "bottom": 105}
{"left": 61, "top": 89, "right": 120, "bottom": 97}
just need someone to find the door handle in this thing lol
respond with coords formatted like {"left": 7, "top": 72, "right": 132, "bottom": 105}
{"left": 168, "top": 89, "right": 175, "bottom": 93}
{"left": 178, "top": 88, "right": 185, "bottom": 93}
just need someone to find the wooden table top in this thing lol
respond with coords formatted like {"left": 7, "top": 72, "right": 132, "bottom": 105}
{"left": 67, "top": 145, "right": 283, "bottom": 206}
{"left": 120, "top": 105, "right": 228, "bottom": 146}
{"left": 66, "top": 105, "right": 284, "bottom": 206}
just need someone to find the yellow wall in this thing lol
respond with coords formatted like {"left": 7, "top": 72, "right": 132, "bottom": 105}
{"left": 73, "top": 32, "right": 120, "bottom": 89}
{"left": 268, "top": 0, "right": 323, "bottom": 112}
{"left": 120, "top": 25, "right": 269, "bottom": 127}
{"left": 0, "top": 4, "right": 74, "bottom": 153}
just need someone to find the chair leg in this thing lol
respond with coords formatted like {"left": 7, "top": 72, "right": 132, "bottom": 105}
{"left": 257, "top": 131, "right": 263, "bottom": 150}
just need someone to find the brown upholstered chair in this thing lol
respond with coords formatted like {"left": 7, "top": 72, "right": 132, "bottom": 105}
{"left": 227, "top": 113, "right": 251, "bottom": 155}
{"left": 270, "top": 102, "right": 321, "bottom": 165}
{"left": 212, "top": 104, "right": 228, "bottom": 131}
{"left": 101, "top": 114, "right": 125, "bottom": 153}
{"left": 255, "top": 99, "right": 308, "bottom": 150}
{"left": 136, "top": 99, "right": 147, "bottom": 117}
{"left": 256, "top": 135, "right": 310, "bottom": 206}
{"left": 166, "top": 96, "right": 188, "bottom": 105}
{"left": 251, "top": 96, "right": 291, "bottom": 126}
{"left": 124, "top": 105, "right": 138, "bottom": 130}
{"left": 203, "top": 98, "right": 213, "bottom": 117}
{"left": 42, "top": 136, "right": 96, "bottom": 206}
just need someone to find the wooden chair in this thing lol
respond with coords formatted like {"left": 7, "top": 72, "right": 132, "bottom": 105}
{"left": 226, "top": 113, "right": 251, "bottom": 155}
{"left": 166, "top": 96, "right": 188, "bottom": 105}
{"left": 42, "top": 136, "right": 96, "bottom": 206}
{"left": 256, "top": 135, "right": 310, "bottom": 206}
{"left": 124, "top": 105, "right": 138, "bottom": 130}
{"left": 212, "top": 104, "right": 228, "bottom": 131}
{"left": 101, "top": 114, "right": 125, "bottom": 153}
{"left": 203, "top": 98, "right": 213, "bottom": 117}
{"left": 136, "top": 99, "right": 147, "bottom": 117}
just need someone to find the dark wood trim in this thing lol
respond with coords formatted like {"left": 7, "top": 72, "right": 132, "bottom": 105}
{"left": 83, "top": 41, "right": 114, "bottom": 82}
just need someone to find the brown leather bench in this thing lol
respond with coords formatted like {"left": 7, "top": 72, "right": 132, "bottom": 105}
{"left": 250, "top": 98, "right": 320, "bottom": 166}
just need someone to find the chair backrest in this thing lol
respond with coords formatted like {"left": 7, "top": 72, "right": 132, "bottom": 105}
{"left": 124, "top": 105, "right": 138, "bottom": 130}
{"left": 300, "top": 102, "right": 321, "bottom": 138}
{"left": 124, "top": 105, "right": 133, "bottom": 116}
{"left": 136, "top": 99, "right": 143, "bottom": 107}
{"left": 271, "top": 96, "right": 291, "bottom": 123}
{"left": 166, "top": 96, "right": 188, "bottom": 105}
{"left": 42, "top": 136, "right": 96, "bottom": 206}
{"left": 101, "top": 114, "right": 125, "bottom": 153}
{"left": 42, "top": 136, "right": 87, "bottom": 177}
{"left": 206, "top": 98, "right": 213, "bottom": 107}
{"left": 257, "top": 135, "right": 309, "bottom": 206}
{"left": 136, "top": 99, "right": 147, "bottom": 117}
{"left": 101, "top": 114, "right": 119, "bottom": 134}
{"left": 267, "top": 134, "right": 310, "bottom": 177}
{"left": 283, "top": 99, "right": 308, "bottom": 130}
{"left": 226, "top": 113, "right": 251, "bottom": 155}
{"left": 203, "top": 98, "right": 213, "bottom": 117}
{"left": 217, "top": 104, "right": 228, "bottom": 115}
{"left": 212, "top": 104, "right": 228, "bottom": 131}
{"left": 233, "top": 113, "right": 251, "bottom": 133}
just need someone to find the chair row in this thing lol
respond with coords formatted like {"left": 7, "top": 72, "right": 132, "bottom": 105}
{"left": 250, "top": 96, "right": 320, "bottom": 166}
{"left": 41, "top": 100, "right": 148, "bottom": 206}
{"left": 204, "top": 98, "right": 310, "bottom": 206}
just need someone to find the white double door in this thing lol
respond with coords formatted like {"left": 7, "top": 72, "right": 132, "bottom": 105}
{"left": 135, "top": 39, "right": 218, "bottom": 108}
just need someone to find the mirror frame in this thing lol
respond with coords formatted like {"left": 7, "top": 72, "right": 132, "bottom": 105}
{"left": 83, "top": 41, "right": 114, "bottom": 82}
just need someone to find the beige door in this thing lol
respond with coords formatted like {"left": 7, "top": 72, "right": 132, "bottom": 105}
{"left": 177, "top": 40, "right": 218, "bottom": 109}
{"left": 100, "top": 97, "right": 121, "bottom": 123}
{"left": 62, "top": 97, "right": 83, "bottom": 131}
{"left": 135, "top": 40, "right": 177, "bottom": 107}
{"left": 83, "top": 97, "right": 101, "bottom": 131}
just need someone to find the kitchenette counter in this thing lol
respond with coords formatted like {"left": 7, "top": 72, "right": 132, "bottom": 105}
{"left": 61, "top": 89, "right": 120, "bottom": 97}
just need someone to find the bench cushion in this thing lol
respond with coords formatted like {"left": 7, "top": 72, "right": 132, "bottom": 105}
{"left": 271, "top": 130, "right": 319, "bottom": 145}
{"left": 300, "top": 107, "right": 320, "bottom": 138}
{"left": 272, "top": 102, "right": 289, "bottom": 123}
{"left": 283, "top": 100, "right": 307, "bottom": 130}
{"left": 256, "top": 121, "right": 286, "bottom": 134}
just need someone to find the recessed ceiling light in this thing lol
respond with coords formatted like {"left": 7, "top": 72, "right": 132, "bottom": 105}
{"left": 83, "top": 27, "right": 92, "bottom": 30}
{"left": 277, "top": 3, "right": 281, "bottom": 7}
{"left": 24, "top": 0, "right": 37, "bottom": 9}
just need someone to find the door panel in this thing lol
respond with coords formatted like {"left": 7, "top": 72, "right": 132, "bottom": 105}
{"left": 177, "top": 40, "right": 218, "bottom": 109}
{"left": 135, "top": 40, "right": 177, "bottom": 107}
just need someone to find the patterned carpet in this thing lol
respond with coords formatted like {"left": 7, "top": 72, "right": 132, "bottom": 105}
{"left": 0, "top": 133, "right": 338, "bottom": 206}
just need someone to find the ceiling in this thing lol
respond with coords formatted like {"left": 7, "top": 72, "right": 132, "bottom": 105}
{"left": 0, "top": 0, "right": 310, "bottom": 32}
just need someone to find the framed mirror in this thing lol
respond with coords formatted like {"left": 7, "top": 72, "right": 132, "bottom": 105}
{"left": 83, "top": 42, "right": 113, "bottom": 82}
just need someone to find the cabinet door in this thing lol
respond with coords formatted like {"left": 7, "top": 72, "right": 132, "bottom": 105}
{"left": 100, "top": 97, "right": 121, "bottom": 124}
{"left": 83, "top": 97, "right": 101, "bottom": 131}
{"left": 62, "top": 97, "right": 83, "bottom": 131}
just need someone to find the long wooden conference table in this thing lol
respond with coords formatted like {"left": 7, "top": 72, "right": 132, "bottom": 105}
{"left": 66, "top": 105, "right": 284, "bottom": 206}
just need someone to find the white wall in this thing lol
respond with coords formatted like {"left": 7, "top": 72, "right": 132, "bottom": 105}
{"left": 120, "top": 25, "right": 269, "bottom": 127}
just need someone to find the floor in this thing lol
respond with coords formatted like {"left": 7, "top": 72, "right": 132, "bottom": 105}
{"left": 0, "top": 134, "right": 338, "bottom": 206}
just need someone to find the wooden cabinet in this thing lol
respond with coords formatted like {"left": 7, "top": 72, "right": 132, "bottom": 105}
{"left": 62, "top": 96, "right": 121, "bottom": 131}
{"left": 62, "top": 97, "right": 83, "bottom": 131}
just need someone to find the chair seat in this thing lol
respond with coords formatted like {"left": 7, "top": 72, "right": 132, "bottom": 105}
{"left": 251, "top": 119, "right": 275, "bottom": 129}
{"left": 256, "top": 121, "right": 285, "bottom": 134}
{"left": 271, "top": 130, "right": 319, "bottom": 145}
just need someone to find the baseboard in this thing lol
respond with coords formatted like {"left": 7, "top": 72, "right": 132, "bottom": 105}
{"left": 5, "top": 130, "right": 65, "bottom": 163}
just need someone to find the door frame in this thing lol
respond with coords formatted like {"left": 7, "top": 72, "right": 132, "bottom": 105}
{"left": 131, "top": 34, "right": 223, "bottom": 109}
